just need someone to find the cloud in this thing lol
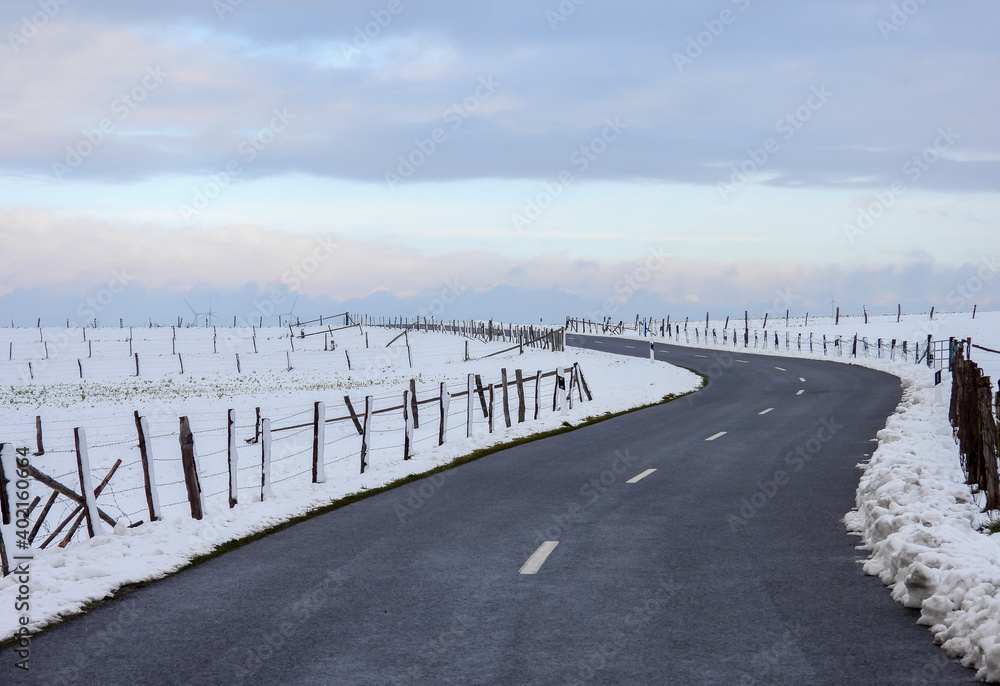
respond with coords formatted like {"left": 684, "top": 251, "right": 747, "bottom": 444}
{"left": 1, "top": 2, "right": 998, "bottom": 191}
{"left": 1, "top": 209, "right": 995, "bottom": 325}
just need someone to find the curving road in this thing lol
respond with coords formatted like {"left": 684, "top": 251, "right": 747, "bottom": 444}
{"left": 4, "top": 335, "right": 974, "bottom": 684}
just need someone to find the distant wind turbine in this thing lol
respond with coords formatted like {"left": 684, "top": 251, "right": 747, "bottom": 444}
{"left": 184, "top": 296, "right": 219, "bottom": 327}
{"left": 278, "top": 296, "right": 299, "bottom": 327}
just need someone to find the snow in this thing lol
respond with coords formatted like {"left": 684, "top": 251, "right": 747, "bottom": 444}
{"left": 605, "top": 309, "right": 1000, "bottom": 680}
{"left": 0, "top": 324, "right": 702, "bottom": 642}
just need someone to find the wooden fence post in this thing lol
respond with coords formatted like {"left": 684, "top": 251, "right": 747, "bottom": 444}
{"left": 488, "top": 384, "right": 495, "bottom": 433}
{"left": 312, "top": 402, "right": 326, "bottom": 484}
{"left": 467, "top": 373, "right": 475, "bottom": 438}
{"left": 0, "top": 443, "right": 14, "bottom": 576}
{"left": 360, "top": 396, "right": 372, "bottom": 474}
{"left": 74, "top": 427, "right": 105, "bottom": 537}
{"left": 552, "top": 367, "right": 562, "bottom": 412}
{"left": 228, "top": 409, "right": 239, "bottom": 507}
{"left": 135, "top": 352, "right": 140, "bottom": 377}
{"left": 178, "top": 417, "right": 204, "bottom": 520}
{"left": 439, "top": 382, "right": 450, "bottom": 445}
{"left": 260, "top": 418, "right": 272, "bottom": 501}
{"left": 0, "top": 443, "right": 15, "bottom": 528}
{"left": 34, "top": 416, "right": 44, "bottom": 456}
{"left": 534, "top": 370, "right": 542, "bottom": 420}
{"left": 410, "top": 378, "right": 420, "bottom": 429}
{"left": 403, "top": 390, "right": 413, "bottom": 460}
{"left": 501, "top": 368, "right": 512, "bottom": 428}
{"left": 134, "top": 412, "right": 161, "bottom": 522}
{"left": 515, "top": 369, "right": 526, "bottom": 423}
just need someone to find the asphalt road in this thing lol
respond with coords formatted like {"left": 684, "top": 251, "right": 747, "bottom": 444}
{"left": 5, "top": 335, "right": 975, "bottom": 684}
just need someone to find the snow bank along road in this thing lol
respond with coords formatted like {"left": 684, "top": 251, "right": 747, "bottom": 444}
{"left": 3, "top": 336, "right": 974, "bottom": 684}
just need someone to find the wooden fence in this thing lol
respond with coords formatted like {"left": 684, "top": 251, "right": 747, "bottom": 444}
{"left": 0, "top": 363, "right": 592, "bottom": 575}
{"left": 950, "top": 348, "right": 1000, "bottom": 511}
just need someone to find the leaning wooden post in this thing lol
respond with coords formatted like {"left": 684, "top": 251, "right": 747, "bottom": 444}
{"left": 312, "top": 402, "right": 326, "bottom": 484}
{"left": 438, "top": 382, "right": 450, "bottom": 446}
{"left": 260, "top": 418, "right": 272, "bottom": 501}
{"left": 27, "top": 491, "right": 58, "bottom": 544}
{"left": 74, "top": 427, "right": 105, "bottom": 537}
{"left": 574, "top": 363, "right": 593, "bottom": 401}
{"left": 501, "top": 368, "right": 512, "bottom": 428}
{"left": 360, "top": 395, "right": 373, "bottom": 474}
{"left": 133, "top": 411, "right": 161, "bottom": 522}
{"left": 228, "top": 409, "right": 239, "bottom": 507}
{"left": 178, "top": 417, "right": 204, "bottom": 520}
{"left": 403, "top": 390, "right": 413, "bottom": 460}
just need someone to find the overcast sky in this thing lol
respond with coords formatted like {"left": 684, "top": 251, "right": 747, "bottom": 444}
{"left": 2, "top": 0, "right": 998, "bottom": 325}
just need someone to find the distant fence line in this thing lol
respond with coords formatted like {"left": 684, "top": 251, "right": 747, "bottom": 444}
{"left": 0, "top": 318, "right": 566, "bottom": 384}
{"left": 567, "top": 316, "right": 951, "bottom": 367}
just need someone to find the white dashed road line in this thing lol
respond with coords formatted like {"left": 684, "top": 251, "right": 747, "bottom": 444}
{"left": 736, "top": 360, "right": 748, "bottom": 364}
{"left": 520, "top": 541, "right": 559, "bottom": 575}
{"left": 759, "top": 408, "right": 774, "bottom": 415}
{"left": 775, "top": 366, "right": 786, "bottom": 371}
{"left": 627, "top": 469, "right": 657, "bottom": 483}
{"left": 799, "top": 377, "right": 806, "bottom": 382}
{"left": 705, "top": 431, "right": 727, "bottom": 441}
{"left": 796, "top": 390, "right": 804, "bottom": 396}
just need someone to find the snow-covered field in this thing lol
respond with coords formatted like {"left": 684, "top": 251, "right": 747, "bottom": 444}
{"left": 0, "top": 324, "right": 702, "bottom": 643}
{"left": 604, "top": 309, "right": 1000, "bottom": 681}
